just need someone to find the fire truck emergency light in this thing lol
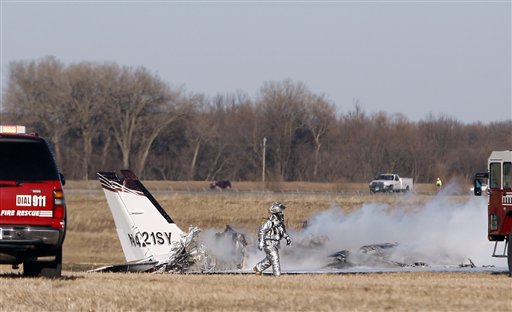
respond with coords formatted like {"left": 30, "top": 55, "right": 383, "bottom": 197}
{"left": 0, "top": 125, "right": 26, "bottom": 134}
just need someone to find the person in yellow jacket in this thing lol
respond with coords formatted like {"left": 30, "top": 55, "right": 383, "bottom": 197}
{"left": 436, "top": 177, "right": 443, "bottom": 190}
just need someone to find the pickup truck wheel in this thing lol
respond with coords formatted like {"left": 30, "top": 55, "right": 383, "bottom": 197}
{"left": 508, "top": 230, "right": 512, "bottom": 277}
{"left": 23, "top": 248, "right": 62, "bottom": 278}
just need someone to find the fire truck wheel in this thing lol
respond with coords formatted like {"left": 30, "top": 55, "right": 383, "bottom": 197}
{"left": 508, "top": 230, "right": 512, "bottom": 277}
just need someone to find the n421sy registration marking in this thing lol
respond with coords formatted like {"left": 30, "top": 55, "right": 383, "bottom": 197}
{"left": 128, "top": 232, "right": 172, "bottom": 247}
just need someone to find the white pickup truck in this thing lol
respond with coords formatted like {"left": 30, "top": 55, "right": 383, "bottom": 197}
{"left": 369, "top": 174, "right": 413, "bottom": 193}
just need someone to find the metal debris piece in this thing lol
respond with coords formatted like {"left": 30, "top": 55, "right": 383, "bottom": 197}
{"left": 214, "top": 225, "right": 248, "bottom": 270}
{"left": 327, "top": 243, "right": 431, "bottom": 269}
{"left": 326, "top": 250, "right": 353, "bottom": 269}
{"left": 459, "top": 258, "right": 476, "bottom": 268}
{"left": 295, "top": 234, "right": 328, "bottom": 249}
{"left": 154, "top": 226, "right": 215, "bottom": 273}
{"left": 152, "top": 225, "right": 249, "bottom": 273}
{"left": 360, "top": 242, "right": 398, "bottom": 255}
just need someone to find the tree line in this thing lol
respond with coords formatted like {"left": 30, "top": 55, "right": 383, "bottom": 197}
{"left": 2, "top": 57, "right": 511, "bottom": 183}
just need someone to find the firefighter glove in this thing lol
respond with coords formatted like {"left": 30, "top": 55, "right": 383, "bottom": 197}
{"left": 258, "top": 242, "right": 264, "bottom": 251}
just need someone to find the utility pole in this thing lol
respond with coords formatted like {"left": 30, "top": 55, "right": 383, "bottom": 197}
{"left": 262, "top": 137, "right": 267, "bottom": 183}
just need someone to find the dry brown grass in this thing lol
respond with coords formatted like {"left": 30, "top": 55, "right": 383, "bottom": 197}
{"left": 1, "top": 181, "right": 509, "bottom": 311}
{"left": 0, "top": 272, "right": 510, "bottom": 311}
{"left": 60, "top": 182, "right": 442, "bottom": 266}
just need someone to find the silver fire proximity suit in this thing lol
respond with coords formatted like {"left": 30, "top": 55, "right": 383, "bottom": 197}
{"left": 254, "top": 202, "right": 291, "bottom": 276}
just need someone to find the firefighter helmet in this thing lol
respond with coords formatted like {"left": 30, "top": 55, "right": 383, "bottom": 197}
{"left": 269, "top": 202, "right": 286, "bottom": 214}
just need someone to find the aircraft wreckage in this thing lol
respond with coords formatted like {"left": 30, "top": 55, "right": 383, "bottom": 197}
{"left": 93, "top": 170, "right": 248, "bottom": 273}
{"left": 92, "top": 170, "right": 493, "bottom": 274}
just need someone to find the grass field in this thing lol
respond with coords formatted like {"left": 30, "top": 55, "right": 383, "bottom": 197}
{"left": 1, "top": 271, "right": 510, "bottom": 311}
{"left": 1, "top": 181, "right": 510, "bottom": 311}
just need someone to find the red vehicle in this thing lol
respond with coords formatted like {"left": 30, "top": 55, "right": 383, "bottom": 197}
{"left": 473, "top": 150, "right": 512, "bottom": 276}
{"left": 0, "top": 126, "right": 66, "bottom": 277}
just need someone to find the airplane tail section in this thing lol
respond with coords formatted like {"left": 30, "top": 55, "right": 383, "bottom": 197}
{"left": 97, "top": 170, "right": 183, "bottom": 263}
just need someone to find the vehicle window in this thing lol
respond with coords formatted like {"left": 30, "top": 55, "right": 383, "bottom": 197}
{"left": 489, "top": 162, "right": 501, "bottom": 189}
{"left": 0, "top": 139, "right": 59, "bottom": 181}
{"left": 504, "top": 162, "right": 512, "bottom": 190}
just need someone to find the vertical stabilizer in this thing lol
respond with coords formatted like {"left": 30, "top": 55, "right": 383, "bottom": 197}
{"left": 97, "top": 170, "right": 183, "bottom": 263}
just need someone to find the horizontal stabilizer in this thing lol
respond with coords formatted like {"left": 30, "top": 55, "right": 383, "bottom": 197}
{"left": 89, "top": 261, "right": 159, "bottom": 273}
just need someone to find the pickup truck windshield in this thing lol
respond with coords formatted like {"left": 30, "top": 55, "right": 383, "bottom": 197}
{"left": 0, "top": 138, "right": 59, "bottom": 181}
{"left": 376, "top": 175, "right": 394, "bottom": 180}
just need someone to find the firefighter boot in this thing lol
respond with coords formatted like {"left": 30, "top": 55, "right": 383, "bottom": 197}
{"left": 253, "top": 266, "right": 262, "bottom": 275}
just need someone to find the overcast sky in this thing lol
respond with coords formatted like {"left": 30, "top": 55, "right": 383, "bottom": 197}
{"left": 1, "top": 1, "right": 510, "bottom": 124}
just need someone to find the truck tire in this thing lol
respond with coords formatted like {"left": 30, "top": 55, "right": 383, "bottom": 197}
{"left": 508, "top": 230, "right": 512, "bottom": 277}
{"left": 23, "top": 260, "right": 43, "bottom": 277}
{"left": 24, "top": 248, "right": 62, "bottom": 278}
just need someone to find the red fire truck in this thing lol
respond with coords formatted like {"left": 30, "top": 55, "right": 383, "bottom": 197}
{"left": 473, "top": 150, "right": 512, "bottom": 276}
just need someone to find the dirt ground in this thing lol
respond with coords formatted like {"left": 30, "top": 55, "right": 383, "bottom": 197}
{"left": 1, "top": 181, "right": 510, "bottom": 311}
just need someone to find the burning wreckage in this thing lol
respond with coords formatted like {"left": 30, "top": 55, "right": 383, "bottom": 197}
{"left": 326, "top": 243, "right": 429, "bottom": 269}
{"left": 93, "top": 170, "right": 248, "bottom": 273}
{"left": 94, "top": 170, "right": 478, "bottom": 273}
{"left": 287, "top": 233, "right": 430, "bottom": 270}
{"left": 152, "top": 225, "right": 248, "bottom": 273}
{"left": 294, "top": 233, "right": 479, "bottom": 270}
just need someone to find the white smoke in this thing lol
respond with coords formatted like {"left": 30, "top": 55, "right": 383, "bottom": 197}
{"left": 199, "top": 226, "right": 249, "bottom": 270}
{"left": 202, "top": 183, "right": 505, "bottom": 271}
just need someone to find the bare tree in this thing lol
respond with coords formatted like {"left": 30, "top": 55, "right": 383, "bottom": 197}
{"left": 303, "top": 95, "right": 336, "bottom": 179}
{"left": 337, "top": 102, "right": 372, "bottom": 181}
{"left": 103, "top": 66, "right": 191, "bottom": 176}
{"left": 4, "top": 57, "right": 70, "bottom": 164}
{"left": 186, "top": 92, "right": 256, "bottom": 181}
{"left": 66, "top": 62, "right": 112, "bottom": 179}
{"left": 184, "top": 96, "right": 222, "bottom": 180}
{"left": 257, "top": 79, "right": 309, "bottom": 180}
{"left": 3, "top": 57, "right": 511, "bottom": 183}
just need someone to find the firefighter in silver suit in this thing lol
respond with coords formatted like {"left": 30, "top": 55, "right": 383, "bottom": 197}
{"left": 253, "top": 202, "right": 291, "bottom": 276}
